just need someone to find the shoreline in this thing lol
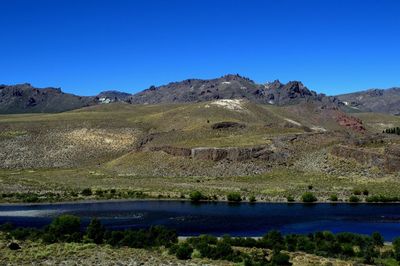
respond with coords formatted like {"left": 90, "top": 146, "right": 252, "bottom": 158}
{"left": 1, "top": 197, "right": 400, "bottom": 206}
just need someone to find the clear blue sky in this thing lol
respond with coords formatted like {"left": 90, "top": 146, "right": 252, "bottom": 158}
{"left": 0, "top": 0, "right": 399, "bottom": 96}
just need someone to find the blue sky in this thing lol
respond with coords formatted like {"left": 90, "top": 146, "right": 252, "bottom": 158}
{"left": 0, "top": 0, "right": 399, "bottom": 96}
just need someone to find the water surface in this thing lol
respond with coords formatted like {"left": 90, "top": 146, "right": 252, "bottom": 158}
{"left": 1, "top": 201, "right": 400, "bottom": 240}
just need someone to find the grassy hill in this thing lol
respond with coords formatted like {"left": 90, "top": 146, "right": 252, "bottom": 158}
{"left": 0, "top": 100, "right": 399, "bottom": 203}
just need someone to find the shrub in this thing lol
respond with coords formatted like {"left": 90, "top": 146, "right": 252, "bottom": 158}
{"left": 81, "top": 188, "right": 92, "bottom": 196}
{"left": 227, "top": 192, "right": 242, "bottom": 202}
{"left": 301, "top": 192, "right": 317, "bottom": 203}
{"left": 363, "top": 189, "right": 369, "bottom": 196}
{"left": 10, "top": 227, "right": 42, "bottom": 240}
{"left": 353, "top": 189, "right": 362, "bottom": 195}
{"left": 371, "top": 232, "right": 384, "bottom": 247}
{"left": 308, "top": 185, "right": 313, "bottom": 190}
{"left": 286, "top": 195, "right": 295, "bottom": 202}
{"left": 329, "top": 194, "right": 338, "bottom": 201}
{"left": 261, "top": 230, "right": 285, "bottom": 251}
{"left": 349, "top": 195, "right": 360, "bottom": 203}
{"left": 249, "top": 195, "right": 256, "bottom": 203}
{"left": 44, "top": 214, "right": 81, "bottom": 243}
{"left": 175, "top": 242, "right": 193, "bottom": 260}
{"left": 85, "top": 218, "right": 105, "bottom": 244}
{"left": 189, "top": 191, "right": 205, "bottom": 202}
{"left": 271, "top": 251, "right": 292, "bottom": 265}
{"left": 394, "top": 237, "right": 400, "bottom": 260}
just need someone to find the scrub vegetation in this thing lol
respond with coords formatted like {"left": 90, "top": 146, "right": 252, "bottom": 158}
{"left": 1, "top": 216, "right": 400, "bottom": 265}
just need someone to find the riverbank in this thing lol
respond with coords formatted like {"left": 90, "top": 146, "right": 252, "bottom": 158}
{"left": 1, "top": 168, "right": 400, "bottom": 205}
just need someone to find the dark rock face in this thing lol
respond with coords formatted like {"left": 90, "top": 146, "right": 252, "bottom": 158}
{"left": 211, "top": 121, "right": 245, "bottom": 130}
{"left": 0, "top": 83, "right": 96, "bottom": 113}
{"left": 128, "top": 74, "right": 324, "bottom": 106}
{"left": 337, "top": 87, "right": 400, "bottom": 115}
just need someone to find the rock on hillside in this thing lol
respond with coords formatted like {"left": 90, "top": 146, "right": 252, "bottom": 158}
{"left": 0, "top": 83, "right": 95, "bottom": 113}
{"left": 128, "top": 74, "right": 327, "bottom": 106}
{"left": 337, "top": 88, "right": 400, "bottom": 115}
{"left": 96, "top": 90, "right": 131, "bottom": 103}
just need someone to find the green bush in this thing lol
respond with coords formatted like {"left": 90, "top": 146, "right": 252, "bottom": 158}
{"left": 329, "top": 194, "right": 338, "bottom": 201}
{"left": 271, "top": 251, "right": 292, "bottom": 265}
{"left": 371, "top": 232, "right": 384, "bottom": 247}
{"left": 44, "top": 214, "right": 81, "bottom": 243}
{"left": 227, "top": 192, "right": 242, "bottom": 202}
{"left": 363, "top": 189, "right": 369, "bottom": 196}
{"left": 286, "top": 195, "right": 295, "bottom": 202}
{"left": 189, "top": 191, "right": 205, "bottom": 202}
{"left": 175, "top": 242, "right": 193, "bottom": 260}
{"left": 353, "top": 189, "right": 362, "bottom": 195}
{"left": 249, "top": 195, "right": 256, "bottom": 203}
{"left": 301, "top": 192, "right": 317, "bottom": 203}
{"left": 85, "top": 218, "right": 105, "bottom": 244}
{"left": 393, "top": 237, "right": 400, "bottom": 260}
{"left": 81, "top": 188, "right": 92, "bottom": 196}
{"left": 349, "top": 195, "right": 360, "bottom": 203}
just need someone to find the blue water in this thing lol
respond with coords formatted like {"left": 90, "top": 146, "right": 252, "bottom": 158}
{"left": 1, "top": 201, "right": 400, "bottom": 240}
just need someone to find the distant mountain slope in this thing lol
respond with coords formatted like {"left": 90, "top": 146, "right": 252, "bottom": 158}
{"left": 128, "top": 74, "right": 327, "bottom": 106}
{"left": 0, "top": 83, "right": 95, "bottom": 114}
{"left": 336, "top": 88, "right": 400, "bottom": 115}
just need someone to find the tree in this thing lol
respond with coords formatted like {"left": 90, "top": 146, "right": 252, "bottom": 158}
{"left": 175, "top": 242, "right": 193, "bottom": 260}
{"left": 85, "top": 218, "right": 105, "bottom": 244}
{"left": 189, "top": 191, "right": 205, "bottom": 202}
{"left": 393, "top": 237, "right": 400, "bottom": 260}
{"left": 271, "top": 251, "right": 292, "bottom": 265}
{"left": 371, "top": 232, "right": 384, "bottom": 247}
{"left": 349, "top": 195, "right": 360, "bottom": 203}
{"left": 44, "top": 214, "right": 81, "bottom": 243}
{"left": 301, "top": 192, "right": 317, "bottom": 203}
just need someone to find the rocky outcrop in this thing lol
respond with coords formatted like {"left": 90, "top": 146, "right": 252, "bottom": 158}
{"left": 211, "top": 121, "right": 245, "bottom": 130}
{"left": 127, "top": 74, "right": 326, "bottom": 106}
{"left": 147, "top": 145, "right": 281, "bottom": 162}
{"left": 331, "top": 145, "right": 400, "bottom": 173}
{"left": 149, "top": 146, "right": 191, "bottom": 157}
{"left": 335, "top": 113, "right": 366, "bottom": 132}
{"left": 191, "top": 146, "right": 276, "bottom": 161}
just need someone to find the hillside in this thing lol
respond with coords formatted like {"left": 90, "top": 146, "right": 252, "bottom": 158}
{"left": 337, "top": 87, "right": 400, "bottom": 115}
{"left": 0, "top": 83, "right": 96, "bottom": 113}
{"left": 0, "top": 99, "right": 399, "bottom": 203}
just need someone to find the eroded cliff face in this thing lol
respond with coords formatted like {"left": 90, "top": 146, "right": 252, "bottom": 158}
{"left": 147, "top": 145, "right": 285, "bottom": 162}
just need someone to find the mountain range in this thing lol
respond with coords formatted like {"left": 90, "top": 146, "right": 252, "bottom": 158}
{"left": 0, "top": 74, "right": 399, "bottom": 114}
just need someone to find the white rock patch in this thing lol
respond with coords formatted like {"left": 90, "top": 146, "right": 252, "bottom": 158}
{"left": 284, "top": 118, "right": 302, "bottom": 126}
{"left": 311, "top": 126, "right": 327, "bottom": 132}
{"left": 210, "top": 99, "right": 245, "bottom": 111}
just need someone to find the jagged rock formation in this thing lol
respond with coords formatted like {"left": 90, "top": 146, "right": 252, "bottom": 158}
{"left": 128, "top": 74, "right": 326, "bottom": 106}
